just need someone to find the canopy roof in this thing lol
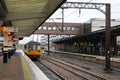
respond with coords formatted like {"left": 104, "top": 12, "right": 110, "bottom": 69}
{"left": 0, "top": 0, "right": 66, "bottom": 39}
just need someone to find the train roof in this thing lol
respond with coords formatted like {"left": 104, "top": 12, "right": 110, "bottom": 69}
{"left": 26, "top": 41, "right": 40, "bottom": 45}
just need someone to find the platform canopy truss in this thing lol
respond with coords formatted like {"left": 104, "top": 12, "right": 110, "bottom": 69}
{"left": 35, "top": 2, "right": 111, "bottom": 71}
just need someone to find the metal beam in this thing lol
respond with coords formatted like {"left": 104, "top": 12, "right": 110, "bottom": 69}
{"left": 61, "top": 2, "right": 111, "bottom": 71}
{"left": 48, "top": 34, "right": 50, "bottom": 55}
{"left": 42, "top": 22, "right": 83, "bottom": 27}
{"left": 35, "top": 22, "right": 83, "bottom": 35}
{"left": 37, "top": 22, "right": 83, "bottom": 34}
{"left": 61, "top": 2, "right": 106, "bottom": 14}
{"left": 105, "top": 4, "right": 111, "bottom": 71}
{"left": 5, "top": 13, "right": 47, "bottom": 21}
{"left": 62, "top": 8, "right": 64, "bottom": 31}
{"left": 34, "top": 29, "right": 82, "bottom": 35}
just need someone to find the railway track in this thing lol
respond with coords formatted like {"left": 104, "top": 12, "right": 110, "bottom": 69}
{"left": 42, "top": 56, "right": 106, "bottom": 80}
{"left": 49, "top": 51, "right": 120, "bottom": 73}
{"left": 53, "top": 53, "right": 120, "bottom": 73}
{"left": 34, "top": 60, "right": 66, "bottom": 80}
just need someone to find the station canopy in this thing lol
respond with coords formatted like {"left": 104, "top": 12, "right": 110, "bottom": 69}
{"left": 0, "top": 0, "right": 65, "bottom": 39}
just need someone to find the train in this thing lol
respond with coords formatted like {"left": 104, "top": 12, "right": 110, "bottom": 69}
{"left": 24, "top": 41, "right": 42, "bottom": 59}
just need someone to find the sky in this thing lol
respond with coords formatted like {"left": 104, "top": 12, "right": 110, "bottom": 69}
{"left": 48, "top": 0, "right": 120, "bottom": 23}
{"left": 19, "top": 0, "right": 120, "bottom": 44}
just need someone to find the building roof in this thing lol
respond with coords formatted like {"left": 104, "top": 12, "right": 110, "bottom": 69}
{"left": 53, "top": 25, "right": 120, "bottom": 43}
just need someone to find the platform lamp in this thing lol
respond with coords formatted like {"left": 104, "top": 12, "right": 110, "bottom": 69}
{"left": 1, "top": 26, "right": 7, "bottom": 32}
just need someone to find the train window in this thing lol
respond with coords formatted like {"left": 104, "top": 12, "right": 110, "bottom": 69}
{"left": 33, "top": 45, "right": 36, "bottom": 50}
{"left": 37, "top": 46, "right": 40, "bottom": 50}
{"left": 53, "top": 27, "right": 56, "bottom": 30}
{"left": 28, "top": 45, "right": 33, "bottom": 50}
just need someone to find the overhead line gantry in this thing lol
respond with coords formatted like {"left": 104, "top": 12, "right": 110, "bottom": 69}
{"left": 35, "top": 2, "right": 111, "bottom": 71}
{"left": 60, "top": 2, "right": 111, "bottom": 71}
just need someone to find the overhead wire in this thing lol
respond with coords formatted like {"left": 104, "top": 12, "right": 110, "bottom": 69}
{"left": 55, "top": 11, "right": 62, "bottom": 18}
{"left": 88, "top": 0, "right": 93, "bottom": 3}
{"left": 66, "top": 0, "right": 120, "bottom": 21}
{"left": 65, "top": 9, "right": 78, "bottom": 19}
{"left": 65, "top": 0, "right": 93, "bottom": 19}
{"left": 55, "top": 0, "right": 120, "bottom": 20}
{"left": 51, "top": 0, "right": 120, "bottom": 23}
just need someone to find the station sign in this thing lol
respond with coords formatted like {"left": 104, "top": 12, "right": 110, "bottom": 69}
{"left": 7, "top": 27, "right": 18, "bottom": 32}
{"left": 1, "top": 27, "right": 18, "bottom": 32}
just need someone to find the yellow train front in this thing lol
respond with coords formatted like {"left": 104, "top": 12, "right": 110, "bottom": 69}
{"left": 24, "top": 41, "right": 42, "bottom": 59}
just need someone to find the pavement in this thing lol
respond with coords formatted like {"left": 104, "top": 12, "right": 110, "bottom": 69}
{"left": 0, "top": 50, "right": 50, "bottom": 80}
{"left": 0, "top": 52, "right": 25, "bottom": 80}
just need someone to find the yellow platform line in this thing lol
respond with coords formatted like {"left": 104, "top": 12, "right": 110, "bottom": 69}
{"left": 20, "top": 54, "right": 32, "bottom": 80}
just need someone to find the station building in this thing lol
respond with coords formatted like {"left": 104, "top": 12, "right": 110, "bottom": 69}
{"left": 41, "top": 19, "right": 120, "bottom": 56}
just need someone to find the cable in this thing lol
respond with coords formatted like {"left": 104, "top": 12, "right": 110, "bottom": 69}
{"left": 55, "top": 11, "right": 62, "bottom": 17}
{"left": 65, "top": 9, "right": 78, "bottom": 19}
{"left": 65, "top": 0, "right": 93, "bottom": 19}
{"left": 88, "top": 0, "right": 93, "bottom": 3}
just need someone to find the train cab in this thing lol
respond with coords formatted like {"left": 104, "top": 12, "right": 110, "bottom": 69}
{"left": 24, "top": 41, "right": 42, "bottom": 59}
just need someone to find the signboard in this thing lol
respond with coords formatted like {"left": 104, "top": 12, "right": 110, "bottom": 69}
{"left": 7, "top": 27, "right": 18, "bottom": 32}
{"left": 91, "top": 19, "right": 120, "bottom": 32}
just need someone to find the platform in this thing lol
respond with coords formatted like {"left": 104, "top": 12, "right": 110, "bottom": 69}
{"left": 0, "top": 50, "right": 49, "bottom": 80}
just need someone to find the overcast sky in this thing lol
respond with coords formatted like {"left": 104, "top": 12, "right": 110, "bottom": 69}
{"left": 19, "top": 0, "right": 120, "bottom": 44}
{"left": 47, "top": 0, "right": 120, "bottom": 23}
